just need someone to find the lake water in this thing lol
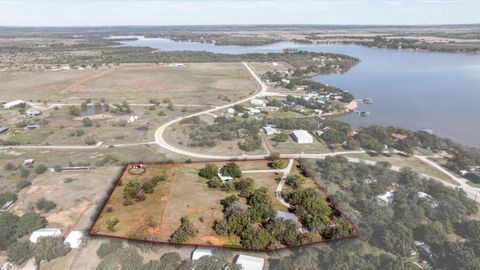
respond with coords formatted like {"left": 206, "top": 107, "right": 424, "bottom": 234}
{"left": 118, "top": 37, "right": 480, "bottom": 146}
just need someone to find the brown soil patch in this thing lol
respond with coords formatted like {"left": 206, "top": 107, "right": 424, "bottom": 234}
{"left": 201, "top": 235, "right": 224, "bottom": 246}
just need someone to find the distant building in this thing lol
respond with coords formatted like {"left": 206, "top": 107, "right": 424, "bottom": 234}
{"left": 64, "top": 231, "right": 84, "bottom": 248}
{"left": 263, "top": 126, "right": 280, "bottom": 136}
{"left": 291, "top": 130, "right": 313, "bottom": 144}
{"left": 235, "top": 255, "right": 265, "bottom": 270}
{"left": 26, "top": 110, "right": 41, "bottom": 117}
{"left": 377, "top": 191, "right": 394, "bottom": 205}
{"left": 2, "top": 100, "right": 25, "bottom": 109}
{"left": 217, "top": 169, "right": 233, "bottom": 182}
{"left": 261, "top": 106, "right": 279, "bottom": 112}
{"left": 250, "top": 99, "right": 266, "bottom": 108}
{"left": 191, "top": 247, "right": 214, "bottom": 260}
{"left": 275, "top": 211, "right": 298, "bottom": 223}
{"left": 23, "top": 159, "right": 34, "bottom": 166}
{"left": 25, "top": 124, "right": 40, "bottom": 130}
{"left": 0, "top": 126, "right": 9, "bottom": 134}
{"left": 417, "top": 192, "right": 439, "bottom": 208}
{"left": 29, "top": 228, "right": 62, "bottom": 243}
{"left": 421, "top": 129, "right": 434, "bottom": 135}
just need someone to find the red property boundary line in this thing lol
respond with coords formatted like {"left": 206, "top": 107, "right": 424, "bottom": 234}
{"left": 89, "top": 158, "right": 361, "bottom": 251}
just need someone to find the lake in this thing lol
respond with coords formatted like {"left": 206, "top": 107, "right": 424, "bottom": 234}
{"left": 117, "top": 37, "right": 480, "bottom": 146}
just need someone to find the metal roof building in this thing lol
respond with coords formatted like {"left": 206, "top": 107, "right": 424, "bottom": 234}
{"left": 291, "top": 130, "right": 313, "bottom": 144}
{"left": 191, "top": 247, "right": 214, "bottom": 260}
{"left": 235, "top": 255, "right": 265, "bottom": 270}
{"left": 29, "top": 228, "right": 62, "bottom": 243}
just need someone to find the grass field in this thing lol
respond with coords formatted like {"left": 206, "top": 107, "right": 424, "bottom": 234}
{"left": 0, "top": 63, "right": 257, "bottom": 104}
{"left": 344, "top": 153, "right": 456, "bottom": 183}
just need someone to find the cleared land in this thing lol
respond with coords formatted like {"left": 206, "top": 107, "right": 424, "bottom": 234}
{"left": 90, "top": 160, "right": 358, "bottom": 250}
{"left": 0, "top": 63, "right": 257, "bottom": 104}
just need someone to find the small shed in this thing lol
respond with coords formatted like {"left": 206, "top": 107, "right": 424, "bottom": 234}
{"left": 64, "top": 231, "right": 84, "bottom": 248}
{"left": 29, "top": 228, "right": 62, "bottom": 243}
{"left": 235, "top": 255, "right": 265, "bottom": 270}
{"left": 23, "top": 159, "right": 35, "bottom": 166}
{"left": 191, "top": 247, "right": 214, "bottom": 261}
{"left": 0, "top": 126, "right": 9, "bottom": 134}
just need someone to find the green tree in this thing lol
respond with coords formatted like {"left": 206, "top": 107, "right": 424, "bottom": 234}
{"left": 285, "top": 174, "right": 305, "bottom": 189}
{"left": 268, "top": 159, "right": 287, "bottom": 169}
{"left": 16, "top": 212, "right": 46, "bottom": 237}
{"left": 0, "top": 212, "right": 20, "bottom": 250}
{"left": 97, "top": 239, "right": 123, "bottom": 259}
{"left": 198, "top": 164, "right": 218, "bottom": 179}
{"left": 34, "top": 237, "right": 70, "bottom": 262}
{"left": 36, "top": 198, "right": 57, "bottom": 212}
{"left": 35, "top": 164, "right": 47, "bottom": 174}
{"left": 220, "top": 162, "right": 242, "bottom": 178}
{"left": 7, "top": 241, "right": 33, "bottom": 264}
{"left": 272, "top": 133, "right": 289, "bottom": 142}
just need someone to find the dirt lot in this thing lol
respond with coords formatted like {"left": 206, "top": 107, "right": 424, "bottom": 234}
{"left": 13, "top": 166, "right": 122, "bottom": 233}
{"left": 0, "top": 63, "right": 257, "bottom": 104}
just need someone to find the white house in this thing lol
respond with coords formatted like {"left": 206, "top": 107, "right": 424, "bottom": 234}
{"left": 23, "top": 159, "right": 34, "bottom": 166}
{"left": 418, "top": 192, "right": 439, "bottom": 208}
{"left": 29, "top": 228, "right": 62, "bottom": 243}
{"left": 263, "top": 126, "right": 279, "bottom": 136}
{"left": 377, "top": 191, "right": 394, "bottom": 205}
{"left": 26, "top": 110, "right": 42, "bottom": 117}
{"left": 2, "top": 100, "right": 25, "bottom": 109}
{"left": 250, "top": 99, "right": 266, "bottom": 108}
{"left": 235, "top": 255, "right": 265, "bottom": 270}
{"left": 275, "top": 211, "right": 298, "bottom": 223}
{"left": 217, "top": 169, "right": 233, "bottom": 182}
{"left": 291, "top": 130, "right": 313, "bottom": 144}
{"left": 191, "top": 247, "right": 214, "bottom": 260}
{"left": 64, "top": 231, "right": 84, "bottom": 248}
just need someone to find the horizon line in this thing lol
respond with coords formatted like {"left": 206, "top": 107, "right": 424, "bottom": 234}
{"left": 1, "top": 23, "right": 479, "bottom": 28}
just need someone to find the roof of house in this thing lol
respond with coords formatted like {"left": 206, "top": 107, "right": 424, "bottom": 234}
{"left": 377, "top": 191, "right": 394, "bottom": 203}
{"left": 275, "top": 211, "right": 298, "bottom": 223}
{"left": 64, "top": 231, "right": 84, "bottom": 248}
{"left": 2, "top": 100, "right": 25, "bottom": 108}
{"left": 235, "top": 255, "right": 265, "bottom": 270}
{"left": 29, "top": 228, "right": 62, "bottom": 243}
{"left": 0, "top": 126, "right": 9, "bottom": 133}
{"left": 217, "top": 169, "right": 233, "bottom": 182}
{"left": 291, "top": 130, "right": 313, "bottom": 140}
{"left": 191, "top": 247, "right": 214, "bottom": 260}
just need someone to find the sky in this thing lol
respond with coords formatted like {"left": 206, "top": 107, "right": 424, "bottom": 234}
{"left": 0, "top": 0, "right": 478, "bottom": 26}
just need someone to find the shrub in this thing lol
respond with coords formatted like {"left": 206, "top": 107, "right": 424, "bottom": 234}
{"left": 272, "top": 133, "right": 289, "bottom": 142}
{"left": 84, "top": 137, "right": 96, "bottom": 145}
{"left": 170, "top": 217, "right": 196, "bottom": 243}
{"left": 4, "top": 162, "right": 15, "bottom": 171}
{"left": 35, "top": 164, "right": 47, "bottom": 174}
{"left": 199, "top": 164, "right": 218, "bottom": 179}
{"left": 106, "top": 217, "right": 119, "bottom": 232}
{"left": 268, "top": 159, "right": 287, "bottom": 169}
{"left": 0, "top": 192, "right": 17, "bottom": 207}
{"left": 16, "top": 212, "right": 46, "bottom": 237}
{"left": 16, "top": 180, "right": 31, "bottom": 191}
{"left": 97, "top": 239, "right": 123, "bottom": 259}
{"left": 36, "top": 198, "right": 57, "bottom": 213}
